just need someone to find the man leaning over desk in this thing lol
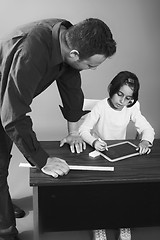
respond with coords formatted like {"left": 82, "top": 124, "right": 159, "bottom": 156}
{"left": 0, "top": 18, "right": 116, "bottom": 240}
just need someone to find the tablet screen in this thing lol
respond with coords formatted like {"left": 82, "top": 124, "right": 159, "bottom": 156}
{"left": 100, "top": 141, "right": 139, "bottom": 162}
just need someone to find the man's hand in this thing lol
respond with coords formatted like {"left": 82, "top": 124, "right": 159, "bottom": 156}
{"left": 60, "top": 133, "right": 86, "bottom": 153}
{"left": 41, "top": 157, "right": 70, "bottom": 178}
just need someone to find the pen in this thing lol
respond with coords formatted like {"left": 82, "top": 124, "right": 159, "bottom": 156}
{"left": 98, "top": 138, "right": 108, "bottom": 151}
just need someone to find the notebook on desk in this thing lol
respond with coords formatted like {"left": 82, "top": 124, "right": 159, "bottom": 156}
{"left": 99, "top": 141, "right": 139, "bottom": 162}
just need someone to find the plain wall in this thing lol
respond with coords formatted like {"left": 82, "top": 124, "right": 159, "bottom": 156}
{"left": 0, "top": 0, "right": 160, "bottom": 140}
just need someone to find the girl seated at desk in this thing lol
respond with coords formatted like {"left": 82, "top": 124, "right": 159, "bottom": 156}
{"left": 79, "top": 71, "right": 155, "bottom": 240}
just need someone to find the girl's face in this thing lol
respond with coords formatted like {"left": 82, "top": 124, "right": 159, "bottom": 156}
{"left": 110, "top": 84, "right": 134, "bottom": 111}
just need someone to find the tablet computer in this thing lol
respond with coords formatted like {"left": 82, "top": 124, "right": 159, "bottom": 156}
{"left": 99, "top": 141, "right": 139, "bottom": 162}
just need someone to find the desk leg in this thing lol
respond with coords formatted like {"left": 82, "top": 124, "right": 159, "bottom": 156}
{"left": 33, "top": 186, "right": 39, "bottom": 240}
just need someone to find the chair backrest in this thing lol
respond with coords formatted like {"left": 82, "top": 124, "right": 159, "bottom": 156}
{"left": 83, "top": 98, "right": 100, "bottom": 111}
{"left": 78, "top": 98, "right": 100, "bottom": 125}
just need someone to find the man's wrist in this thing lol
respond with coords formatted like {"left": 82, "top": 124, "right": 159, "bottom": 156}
{"left": 67, "top": 121, "right": 79, "bottom": 136}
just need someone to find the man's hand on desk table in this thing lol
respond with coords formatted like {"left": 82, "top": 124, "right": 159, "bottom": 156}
{"left": 41, "top": 157, "right": 70, "bottom": 178}
{"left": 60, "top": 133, "right": 86, "bottom": 154}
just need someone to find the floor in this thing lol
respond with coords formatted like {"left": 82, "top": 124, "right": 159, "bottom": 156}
{"left": 8, "top": 144, "right": 160, "bottom": 240}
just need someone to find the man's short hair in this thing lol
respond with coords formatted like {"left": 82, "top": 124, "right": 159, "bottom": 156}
{"left": 65, "top": 18, "right": 116, "bottom": 60}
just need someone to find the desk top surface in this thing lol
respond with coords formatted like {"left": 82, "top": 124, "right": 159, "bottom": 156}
{"left": 30, "top": 139, "right": 160, "bottom": 186}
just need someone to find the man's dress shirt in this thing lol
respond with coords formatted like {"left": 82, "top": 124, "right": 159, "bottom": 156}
{"left": 0, "top": 18, "right": 86, "bottom": 169}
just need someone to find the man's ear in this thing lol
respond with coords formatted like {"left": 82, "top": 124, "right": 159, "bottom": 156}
{"left": 69, "top": 50, "right": 80, "bottom": 61}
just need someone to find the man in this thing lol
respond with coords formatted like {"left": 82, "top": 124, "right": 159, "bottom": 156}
{"left": 0, "top": 18, "right": 116, "bottom": 239}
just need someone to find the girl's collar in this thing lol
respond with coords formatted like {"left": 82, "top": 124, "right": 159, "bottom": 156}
{"left": 107, "top": 98, "right": 116, "bottom": 110}
{"left": 107, "top": 98, "right": 125, "bottom": 111}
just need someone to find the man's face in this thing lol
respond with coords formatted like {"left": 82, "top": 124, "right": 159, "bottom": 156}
{"left": 66, "top": 54, "right": 106, "bottom": 71}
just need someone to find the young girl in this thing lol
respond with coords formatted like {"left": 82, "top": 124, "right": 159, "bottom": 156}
{"left": 79, "top": 71, "right": 155, "bottom": 240}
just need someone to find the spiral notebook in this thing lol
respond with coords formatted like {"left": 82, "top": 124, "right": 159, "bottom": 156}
{"left": 99, "top": 141, "right": 139, "bottom": 162}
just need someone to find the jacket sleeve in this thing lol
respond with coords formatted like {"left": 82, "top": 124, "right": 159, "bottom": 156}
{"left": 1, "top": 44, "right": 49, "bottom": 169}
{"left": 56, "top": 67, "right": 89, "bottom": 122}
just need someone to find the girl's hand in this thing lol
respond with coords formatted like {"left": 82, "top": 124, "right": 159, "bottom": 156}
{"left": 94, "top": 138, "right": 108, "bottom": 151}
{"left": 137, "top": 140, "right": 151, "bottom": 155}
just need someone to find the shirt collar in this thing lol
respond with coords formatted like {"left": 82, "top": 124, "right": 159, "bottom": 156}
{"left": 51, "top": 20, "right": 73, "bottom": 66}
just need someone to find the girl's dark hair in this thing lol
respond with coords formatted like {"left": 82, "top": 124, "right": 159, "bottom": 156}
{"left": 108, "top": 71, "right": 140, "bottom": 107}
{"left": 65, "top": 18, "right": 116, "bottom": 60}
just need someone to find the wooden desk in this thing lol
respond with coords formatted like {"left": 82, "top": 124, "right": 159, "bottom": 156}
{"left": 30, "top": 139, "right": 160, "bottom": 237}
